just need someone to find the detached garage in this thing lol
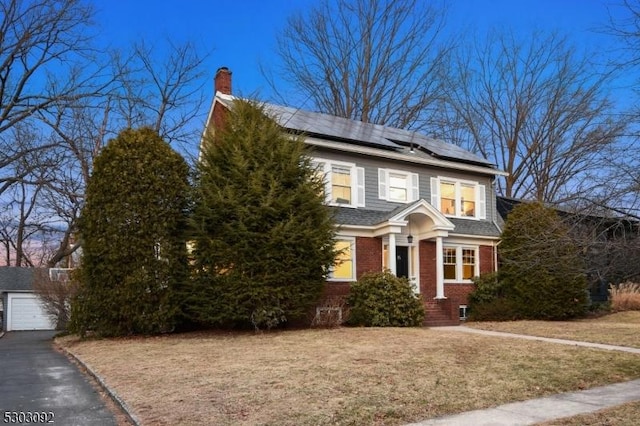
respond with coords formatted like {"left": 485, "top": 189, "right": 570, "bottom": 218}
{"left": 1, "top": 267, "right": 55, "bottom": 331}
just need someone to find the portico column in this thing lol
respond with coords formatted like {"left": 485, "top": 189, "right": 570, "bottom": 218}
{"left": 388, "top": 233, "right": 397, "bottom": 275}
{"left": 435, "top": 236, "right": 445, "bottom": 299}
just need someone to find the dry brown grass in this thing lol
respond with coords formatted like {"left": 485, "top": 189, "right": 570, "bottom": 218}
{"left": 467, "top": 311, "right": 640, "bottom": 348}
{"left": 610, "top": 281, "right": 640, "bottom": 311}
{"left": 538, "top": 401, "right": 640, "bottom": 425}
{"left": 57, "top": 327, "right": 640, "bottom": 426}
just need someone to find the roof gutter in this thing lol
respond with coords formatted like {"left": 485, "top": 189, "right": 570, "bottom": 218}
{"left": 304, "top": 136, "right": 508, "bottom": 177}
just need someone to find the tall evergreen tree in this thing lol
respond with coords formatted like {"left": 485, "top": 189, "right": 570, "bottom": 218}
{"left": 187, "top": 100, "right": 336, "bottom": 330}
{"left": 500, "top": 202, "right": 589, "bottom": 319}
{"left": 70, "top": 127, "right": 190, "bottom": 336}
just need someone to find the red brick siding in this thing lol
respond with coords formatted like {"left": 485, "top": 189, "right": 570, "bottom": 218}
{"left": 444, "top": 283, "right": 476, "bottom": 307}
{"left": 355, "top": 236, "right": 382, "bottom": 277}
{"left": 322, "top": 240, "right": 495, "bottom": 306}
{"left": 419, "top": 240, "right": 437, "bottom": 297}
{"left": 322, "top": 282, "right": 351, "bottom": 298}
{"left": 479, "top": 245, "right": 495, "bottom": 274}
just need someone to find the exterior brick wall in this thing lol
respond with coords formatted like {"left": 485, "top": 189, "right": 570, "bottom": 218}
{"left": 321, "top": 239, "right": 496, "bottom": 318}
{"left": 479, "top": 245, "right": 495, "bottom": 274}
{"left": 444, "top": 283, "right": 476, "bottom": 307}
{"left": 419, "top": 240, "right": 437, "bottom": 297}
{"left": 355, "top": 236, "right": 382, "bottom": 277}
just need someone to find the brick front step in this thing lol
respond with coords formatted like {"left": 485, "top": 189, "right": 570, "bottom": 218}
{"left": 424, "top": 319, "right": 460, "bottom": 327}
{"left": 423, "top": 300, "right": 459, "bottom": 327}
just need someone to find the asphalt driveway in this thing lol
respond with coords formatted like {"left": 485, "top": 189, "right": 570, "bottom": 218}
{"left": 0, "top": 331, "right": 118, "bottom": 425}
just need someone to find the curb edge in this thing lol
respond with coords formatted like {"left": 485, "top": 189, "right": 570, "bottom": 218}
{"left": 56, "top": 342, "right": 141, "bottom": 426}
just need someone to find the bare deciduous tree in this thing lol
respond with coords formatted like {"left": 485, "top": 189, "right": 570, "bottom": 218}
{"left": 271, "top": 0, "right": 452, "bottom": 130}
{"left": 0, "top": 0, "right": 100, "bottom": 196}
{"left": 435, "top": 29, "right": 627, "bottom": 203}
{"left": 0, "top": 0, "right": 208, "bottom": 266}
{"left": 32, "top": 268, "right": 78, "bottom": 330}
{"left": 32, "top": 41, "right": 208, "bottom": 267}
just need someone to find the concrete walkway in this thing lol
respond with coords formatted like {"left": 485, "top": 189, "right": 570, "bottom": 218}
{"left": 406, "top": 326, "right": 640, "bottom": 425}
{"left": 436, "top": 325, "right": 640, "bottom": 354}
{"left": 407, "top": 379, "right": 640, "bottom": 425}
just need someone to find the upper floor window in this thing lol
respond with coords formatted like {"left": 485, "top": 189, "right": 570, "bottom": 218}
{"left": 378, "top": 168, "right": 419, "bottom": 203}
{"left": 313, "top": 159, "right": 365, "bottom": 208}
{"left": 430, "top": 177, "right": 486, "bottom": 219}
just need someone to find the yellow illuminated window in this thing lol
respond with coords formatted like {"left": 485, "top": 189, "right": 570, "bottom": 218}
{"left": 331, "top": 166, "right": 352, "bottom": 204}
{"left": 332, "top": 239, "right": 354, "bottom": 280}
{"left": 461, "top": 184, "right": 476, "bottom": 217}
{"left": 443, "top": 247, "right": 457, "bottom": 280}
{"left": 462, "top": 249, "right": 476, "bottom": 279}
{"left": 440, "top": 182, "right": 456, "bottom": 215}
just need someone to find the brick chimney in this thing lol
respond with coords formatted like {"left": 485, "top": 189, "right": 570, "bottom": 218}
{"left": 215, "top": 67, "right": 232, "bottom": 95}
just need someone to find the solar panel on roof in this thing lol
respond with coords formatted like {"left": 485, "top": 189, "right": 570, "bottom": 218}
{"left": 261, "top": 102, "right": 493, "bottom": 166}
{"left": 264, "top": 104, "right": 401, "bottom": 150}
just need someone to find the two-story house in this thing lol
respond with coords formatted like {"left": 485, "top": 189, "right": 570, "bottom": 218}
{"left": 204, "top": 67, "right": 507, "bottom": 325}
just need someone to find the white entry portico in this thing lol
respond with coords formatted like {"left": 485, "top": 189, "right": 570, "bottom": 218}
{"left": 374, "top": 199, "right": 455, "bottom": 299}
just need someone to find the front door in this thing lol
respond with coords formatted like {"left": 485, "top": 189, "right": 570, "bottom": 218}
{"left": 396, "top": 246, "right": 409, "bottom": 279}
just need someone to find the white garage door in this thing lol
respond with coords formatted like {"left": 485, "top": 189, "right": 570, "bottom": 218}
{"left": 7, "top": 293, "right": 55, "bottom": 331}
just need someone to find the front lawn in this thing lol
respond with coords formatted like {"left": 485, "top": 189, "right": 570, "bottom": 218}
{"left": 466, "top": 311, "right": 640, "bottom": 348}
{"left": 57, "top": 325, "right": 640, "bottom": 425}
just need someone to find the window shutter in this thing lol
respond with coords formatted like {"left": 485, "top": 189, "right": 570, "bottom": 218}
{"left": 477, "top": 184, "right": 486, "bottom": 219}
{"left": 323, "top": 162, "right": 332, "bottom": 204}
{"left": 378, "top": 168, "right": 388, "bottom": 200}
{"left": 410, "top": 173, "right": 419, "bottom": 202}
{"left": 356, "top": 167, "right": 365, "bottom": 207}
{"left": 430, "top": 177, "right": 439, "bottom": 208}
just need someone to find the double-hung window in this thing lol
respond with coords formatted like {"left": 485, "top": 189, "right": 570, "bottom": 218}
{"left": 329, "top": 237, "right": 356, "bottom": 281}
{"left": 430, "top": 177, "right": 486, "bottom": 219}
{"left": 378, "top": 168, "right": 419, "bottom": 203}
{"left": 443, "top": 246, "right": 479, "bottom": 282}
{"left": 313, "top": 159, "right": 365, "bottom": 208}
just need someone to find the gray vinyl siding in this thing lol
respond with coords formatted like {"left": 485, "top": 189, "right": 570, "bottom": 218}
{"left": 308, "top": 148, "right": 499, "bottom": 224}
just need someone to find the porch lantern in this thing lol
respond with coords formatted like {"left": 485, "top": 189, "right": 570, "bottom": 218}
{"left": 407, "top": 234, "right": 413, "bottom": 244}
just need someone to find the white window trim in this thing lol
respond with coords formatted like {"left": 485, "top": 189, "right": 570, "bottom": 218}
{"left": 443, "top": 245, "right": 479, "bottom": 283}
{"left": 378, "top": 168, "right": 419, "bottom": 203}
{"left": 431, "top": 176, "right": 486, "bottom": 220}
{"left": 328, "top": 236, "right": 357, "bottom": 282}
{"left": 313, "top": 158, "right": 365, "bottom": 208}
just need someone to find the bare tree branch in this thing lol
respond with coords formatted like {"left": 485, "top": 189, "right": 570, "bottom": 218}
{"left": 435, "top": 29, "right": 627, "bottom": 203}
{"left": 270, "top": 0, "right": 453, "bottom": 131}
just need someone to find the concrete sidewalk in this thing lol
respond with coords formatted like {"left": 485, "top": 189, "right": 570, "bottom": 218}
{"left": 407, "top": 378, "right": 640, "bottom": 425}
{"left": 405, "top": 326, "right": 640, "bottom": 425}
{"left": 435, "top": 325, "right": 640, "bottom": 354}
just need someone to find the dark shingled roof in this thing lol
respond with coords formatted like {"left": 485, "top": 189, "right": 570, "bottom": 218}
{"left": 0, "top": 267, "right": 39, "bottom": 292}
{"left": 330, "top": 207, "right": 393, "bottom": 226}
{"left": 330, "top": 206, "right": 501, "bottom": 237}
{"left": 448, "top": 218, "right": 501, "bottom": 237}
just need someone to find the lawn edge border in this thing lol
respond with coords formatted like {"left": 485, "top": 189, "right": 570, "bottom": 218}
{"left": 56, "top": 342, "right": 141, "bottom": 426}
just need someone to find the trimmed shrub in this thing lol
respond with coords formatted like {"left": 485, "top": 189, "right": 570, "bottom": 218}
{"left": 467, "top": 273, "right": 519, "bottom": 321}
{"left": 346, "top": 271, "right": 424, "bottom": 327}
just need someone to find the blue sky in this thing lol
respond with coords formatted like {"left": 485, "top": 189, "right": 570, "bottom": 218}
{"left": 94, "top": 0, "right": 624, "bottom": 109}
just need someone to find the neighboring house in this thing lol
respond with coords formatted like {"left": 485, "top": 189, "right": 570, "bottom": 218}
{"left": 0, "top": 267, "right": 56, "bottom": 331}
{"left": 202, "top": 67, "right": 507, "bottom": 325}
